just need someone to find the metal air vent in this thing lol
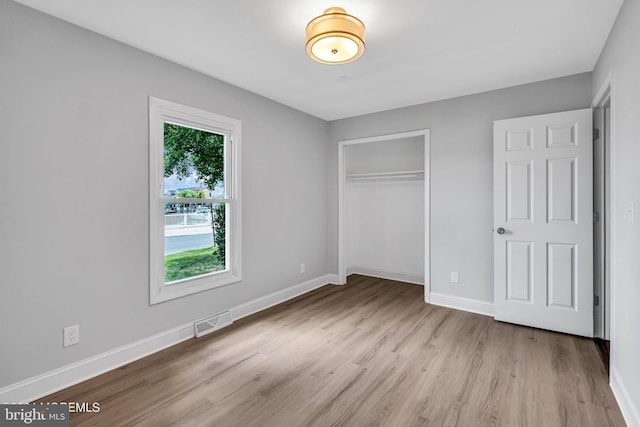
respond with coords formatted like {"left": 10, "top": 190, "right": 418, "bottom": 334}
{"left": 194, "top": 311, "right": 233, "bottom": 338}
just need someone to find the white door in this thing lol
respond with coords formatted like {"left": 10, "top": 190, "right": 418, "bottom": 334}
{"left": 493, "top": 109, "right": 593, "bottom": 337}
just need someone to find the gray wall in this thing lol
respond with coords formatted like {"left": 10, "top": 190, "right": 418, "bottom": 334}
{"left": 0, "top": 0, "right": 329, "bottom": 387}
{"left": 593, "top": 0, "right": 640, "bottom": 421}
{"left": 2, "top": 0, "right": 625, "bottom": 411}
{"left": 329, "top": 73, "right": 593, "bottom": 303}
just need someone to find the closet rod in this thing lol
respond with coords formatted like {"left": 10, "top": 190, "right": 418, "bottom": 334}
{"left": 347, "top": 170, "right": 424, "bottom": 181}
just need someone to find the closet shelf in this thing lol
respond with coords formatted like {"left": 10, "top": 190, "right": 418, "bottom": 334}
{"left": 347, "top": 170, "right": 424, "bottom": 182}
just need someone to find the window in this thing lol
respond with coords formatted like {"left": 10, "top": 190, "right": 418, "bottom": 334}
{"left": 149, "top": 97, "right": 241, "bottom": 304}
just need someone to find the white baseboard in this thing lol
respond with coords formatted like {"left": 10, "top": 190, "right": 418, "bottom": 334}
{"left": 0, "top": 323, "right": 195, "bottom": 404}
{"left": 347, "top": 267, "right": 423, "bottom": 285}
{"left": 0, "top": 274, "right": 338, "bottom": 404}
{"left": 611, "top": 368, "right": 640, "bottom": 427}
{"left": 429, "top": 292, "right": 494, "bottom": 317}
{"left": 231, "top": 274, "right": 338, "bottom": 320}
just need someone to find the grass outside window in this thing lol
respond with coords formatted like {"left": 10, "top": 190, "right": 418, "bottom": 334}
{"left": 165, "top": 247, "right": 224, "bottom": 283}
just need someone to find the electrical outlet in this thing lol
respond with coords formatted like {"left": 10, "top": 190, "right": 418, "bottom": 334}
{"left": 63, "top": 324, "right": 80, "bottom": 347}
{"left": 450, "top": 272, "right": 459, "bottom": 284}
{"left": 300, "top": 263, "right": 306, "bottom": 274}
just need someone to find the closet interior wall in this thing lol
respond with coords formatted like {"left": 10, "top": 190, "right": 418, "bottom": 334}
{"left": 345, "top": 136, "right": 425, "bottom": 284}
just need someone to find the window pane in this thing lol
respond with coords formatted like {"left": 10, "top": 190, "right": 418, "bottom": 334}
{"left": 164, "top": 202, "right": 226, "bottom": 283}
{"left": 163, "top": 122, "right": 225, "bottom": 198}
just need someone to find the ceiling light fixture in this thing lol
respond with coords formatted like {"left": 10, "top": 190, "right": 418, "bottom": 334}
{"left": 305, "top": 7, "right": 365, "bottom": 64}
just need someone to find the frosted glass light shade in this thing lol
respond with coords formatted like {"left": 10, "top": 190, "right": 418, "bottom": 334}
{"left": 305, "top": 7, "right": 365, "bottom": 64}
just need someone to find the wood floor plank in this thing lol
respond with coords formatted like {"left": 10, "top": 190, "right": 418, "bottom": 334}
{"left": 41, "top": 275, "right": 625, "bottom": 426}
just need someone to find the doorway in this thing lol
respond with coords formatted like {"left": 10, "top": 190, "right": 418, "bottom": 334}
{"left": 593, "top": 100, "right": 611, "bottom": 341}
{"left": 337, "top": 130, "right": 430, "bottom": 301}
{"left": 592, "top": 71, "right": 615, "bottom": 372}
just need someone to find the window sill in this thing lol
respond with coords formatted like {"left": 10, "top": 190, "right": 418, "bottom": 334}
{"left": 150, "top": 271, "right": 242, "bottom": 305}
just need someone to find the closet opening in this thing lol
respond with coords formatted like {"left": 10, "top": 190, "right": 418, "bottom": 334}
{"left": 338, "top": 130, "right": 430, "bottom": 302}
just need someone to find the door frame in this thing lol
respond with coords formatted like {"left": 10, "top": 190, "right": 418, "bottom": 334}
{"left": 337, "top": 129, "right": 431, "bottom": 302}
{"left": 592, "top": 69, "right": 616, "bottom": 340}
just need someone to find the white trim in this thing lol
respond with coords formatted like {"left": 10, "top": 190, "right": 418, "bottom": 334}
{"left": 423, "top": 131, "right": 431, "bottom": 303}
{"left": 593, "top": 71, "right": 631, "bottom": 426}
{"left": 592, "top": 69, "right": 616, "bottom": 342}
{"left": 611, "top": 368, "right": 640, "bottom": 427}
{"left": 338, "top": 130, "right": 428, "bottom": 145}
{"left": 0, "top": 324, "right": 194, "bottom": 404}
{"left": 337, "top": 129, "right": 431, "bottom": 302}
{"left": 592, "top": 106, "right": 606, "bottom": 339}
{"left": 347, "top": 268, "right": 424, "bottom": 285}
{"left": 230, "top": 274, "right": 338, "bottom": 320}
{"left": 148, "top": 96, "right": 242, "bottom": 305}
{"left": 592, "top": 70, "right": 613, "bottom": 108}
{"left": 0, "top": 275, "right": 337, "bottom": 404}
{"left": 607, "top": 72, "right": 616, "bottom": 344}
{"left": 338, "top": 141, "right": 346, "bottom": 285}
{"left": 429, "top": 292, "right": 494, "bottom": 317}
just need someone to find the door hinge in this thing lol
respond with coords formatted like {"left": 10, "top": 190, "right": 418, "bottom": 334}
{"left": 593, "top": 212, "right": 600, "bottom": 224}
{"left": 594, "top": 295, "right": 600, "bottom": 306}
{"left": 593, "top": 128, "right": 600, "bottom": 140}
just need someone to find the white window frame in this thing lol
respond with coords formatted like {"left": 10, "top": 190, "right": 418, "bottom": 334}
{"left": 149, "top": 97, "right": 242, "bottom": 305}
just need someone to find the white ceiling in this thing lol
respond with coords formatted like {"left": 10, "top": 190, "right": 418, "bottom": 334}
{"left": 13, "top": 0, "right": 623, "bottom": 120}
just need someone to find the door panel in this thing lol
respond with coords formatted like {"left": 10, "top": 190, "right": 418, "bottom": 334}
{"left": 506, "top": 161, "right": 532, "bottom": 221}
{"left": 494, "top": 109, "right": 593, "bottom": 337}
{"left": 547, "top": 243, "right": 576, "bottom": 308}
{"left": 547, "top": 158, "right": 576, "bottom": 223}
{"left": 506, "top": 240, "right": 532, "bottom": 302}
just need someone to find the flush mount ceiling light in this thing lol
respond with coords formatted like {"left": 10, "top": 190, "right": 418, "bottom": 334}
{"left": 305, "top": 7, "right": 366, "bottom": 64}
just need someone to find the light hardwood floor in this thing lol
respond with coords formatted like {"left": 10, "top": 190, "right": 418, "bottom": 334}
{"left": 42, "top": 275, "right": 625, "bottom": 426}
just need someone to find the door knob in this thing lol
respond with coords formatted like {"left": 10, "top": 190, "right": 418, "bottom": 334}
{"left": 496, "top": 227, "right": 506, "bottom": 234}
